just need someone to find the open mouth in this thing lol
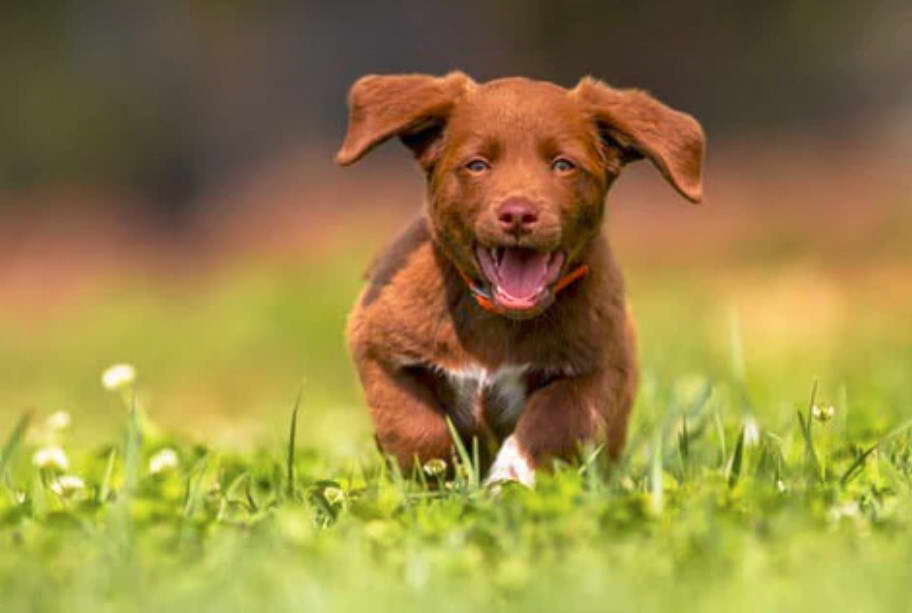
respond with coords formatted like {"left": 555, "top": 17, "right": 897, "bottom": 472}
{"left": 475, "top": 245, "right": 566, "bottom": 317}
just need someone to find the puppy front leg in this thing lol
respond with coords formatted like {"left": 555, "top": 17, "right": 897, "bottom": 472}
{"left": 486, "top": 372, "right": 631, "bottom": 486}
{"left": 357, "top": 357, "right": 456, "bottom": 474}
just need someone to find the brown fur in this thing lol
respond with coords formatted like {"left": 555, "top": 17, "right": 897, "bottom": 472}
{"left": 337, "top": 73, "right": 704, "bottom": 480}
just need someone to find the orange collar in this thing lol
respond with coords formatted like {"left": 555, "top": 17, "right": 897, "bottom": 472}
{"left": 457, "top": 263, "right": 589, "bottom": 315}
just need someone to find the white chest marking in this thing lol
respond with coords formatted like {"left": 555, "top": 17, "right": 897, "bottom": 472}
{"left": 442, "top": 363, "right": 530, "bottom": 428}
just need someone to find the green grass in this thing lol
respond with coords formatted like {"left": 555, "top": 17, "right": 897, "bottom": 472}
{"left": 2, "top": 246, "right": 912, "bottom": 613}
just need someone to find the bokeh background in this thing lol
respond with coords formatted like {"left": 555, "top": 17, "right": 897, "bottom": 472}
{"left": 2, "top": 1, "right": 911, "bottom": 453}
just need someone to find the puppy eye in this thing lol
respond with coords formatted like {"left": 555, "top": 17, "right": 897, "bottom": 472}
{"left": 551, "top": 158, "right": 576, "bottom": 173}
{"left": 465, "top": 158, "right": 491, "bottom": 173}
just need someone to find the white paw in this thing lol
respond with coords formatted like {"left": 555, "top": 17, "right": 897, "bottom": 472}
{"left": 484, "top": 435, "right": 535, "bottom": 487}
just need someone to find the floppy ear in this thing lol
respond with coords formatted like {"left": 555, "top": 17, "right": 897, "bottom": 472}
{"left": 335, "top": 71, "right": 475, "bottom": 168}
{"left": 572, "top": 76, "right": 705, "bottom": 203}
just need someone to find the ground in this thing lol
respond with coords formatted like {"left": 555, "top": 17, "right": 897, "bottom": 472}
{"left": 2, "top": 184, "right": 912, "bottom": 612}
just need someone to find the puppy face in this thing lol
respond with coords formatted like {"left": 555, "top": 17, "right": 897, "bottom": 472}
{"left": 337, "top": 73, "right": 704, "bottom": 319}
{"left": 428, "top": 78, "right": 619, "bottom": 318}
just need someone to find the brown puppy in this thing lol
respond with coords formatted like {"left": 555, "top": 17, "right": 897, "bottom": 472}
{"left": 337, "top": 73, "right": 704, "bottom": 485}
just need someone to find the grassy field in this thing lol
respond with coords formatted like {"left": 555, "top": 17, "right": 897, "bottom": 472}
{"left": 2, "top": 223, "right": 912, "bottom": 613}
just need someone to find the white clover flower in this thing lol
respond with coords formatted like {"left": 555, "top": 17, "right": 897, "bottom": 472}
{"left": 14, "top": 491, "right": 26, "bottom": 505}
{"left": 812, "top": 404, "right": 836, "bottom": 422}
{"left": 101, "top": 363, "right": 137, "bottom": 391}
{"left": 148, "top": 448, "right": 179, "bottom": 474}
{"left": 422, "top": 458, "right": 447, "bottom": 477}
{"left": 50, "top": 475, "right": 85, "bottom": 496}
{"left": 32, "top": 446, "right": 69, "bottom": 470}
{"left": 46, "top": 411, "right": 71, "bottom": 431}
{"left": 828, "top": 501, "right": 860, "bottom": 523}
{"left": 743, "top": 417, "right": 760, "bottom": 446}
{"left": 323, "top": 486, "right": 344, "bottom": 504}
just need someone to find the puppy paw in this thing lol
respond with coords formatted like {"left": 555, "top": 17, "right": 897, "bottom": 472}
{"left": 484, "top": 435, "right": 535, "bottom": 487}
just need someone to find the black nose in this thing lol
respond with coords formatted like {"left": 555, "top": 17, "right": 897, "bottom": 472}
{"left": 497, "top": 198, "right": 539, "bottom": 235}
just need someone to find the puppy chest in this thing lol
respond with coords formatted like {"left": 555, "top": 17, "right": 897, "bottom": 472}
{"left": 441, "top": 363, "right": 531, "bottom": 433}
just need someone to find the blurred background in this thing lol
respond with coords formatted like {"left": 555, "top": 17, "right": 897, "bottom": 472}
{"left": 2, "top": 1, "right": 910, "bottom": 453}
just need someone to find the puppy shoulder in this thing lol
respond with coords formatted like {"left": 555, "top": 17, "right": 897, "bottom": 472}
{"left": 350, "top": 216, "right": 451, "bottom": 363}
{"left": 361, "top": 216, "right": 432, "bottom": 308}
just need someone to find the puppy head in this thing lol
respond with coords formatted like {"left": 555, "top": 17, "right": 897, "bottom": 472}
{"left": 337, "top": 73, "right": 705, "bottom": 319}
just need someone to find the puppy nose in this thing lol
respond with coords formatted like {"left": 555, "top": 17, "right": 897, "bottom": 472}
{"left": 497, "top": 199, "right": 539, "bottom": 235}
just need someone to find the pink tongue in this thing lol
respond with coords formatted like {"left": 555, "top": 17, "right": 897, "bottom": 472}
{"left": 497, "top": 249, "right": 550, "bottom": 299}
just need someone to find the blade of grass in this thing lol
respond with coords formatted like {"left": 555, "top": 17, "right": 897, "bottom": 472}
{"left": 108, "top": 402, "right": 143, "bottom": 556}
{"left": 225, "top": 471, "right": 250, "bottom": 501}
{"left": 623, "top": 379, "right": 712, "bottom": 477}
{"left": 308, "top": 484, "right": 338, "bottom": 526}
{"left": 223, "top": 471, "right": 252, "bottom": 518}
{"left": 714, "top": 407, "right": 727, "bottom": 466}
{"left": 445, "top": 417, "right": 477, "bottom": 489}
{"left": 415, "top": 458, "right": 430, "bottom": 491}
{"left": 763, "top": 432, "right": 788, "bottom": 483}
{"left": 286, "top": 389, "right": 302, "bottom": 501}
{"left": 181, "top": 453, "right": 221, "bottom": 543}
{"left": 797, "top": 380, "right": 821, "bottom": 482}
{"left": 184, "top": 451, "right": 221, "bottom": 520}
{"left": 388, "top": 453, "right": 406, "bottom": 486}
{"left": 0, "top": 412, "right": 31, "bottom": 484}
{"left": 578, "top": 443, "right": 606, "bottom": 493}
{"left": 123, "top": 400, "right": 142, "bottom": 496}
{"left": 245, "top": 474, "right": 259, "bottom": 513}
{"left": 183, "top": 455, "right": 210, "bottom": 517}
{"left": 471, "top": 435, "right": 481, "bottom": 488}
{"left": 378, "top": 453, "right": 409, "bottom": 514}
{"left": 661, "top": 380, "right": 713, "bottom": 441}
{"left": 660, "top": 381, "right": 714, "bottom": 474}
{"left": 841, "top": 417, "right": 912, "bottom": 486}
{"left": 727, "top": 426, "right": 746, "bottom": 488}
{"left": 99, "top": 447, "right": 117, "bottom": 503}
{"left": 678, "top": 414, "right": 689, "bottom": 479}
{"left": 650, "top": 429, "right": 664, "bottom": 515}
{"left": 753, "top": 436, "right": 772, "bottom": 478}
{"left": 578, "top": 443, "right": 605, "bottom": 476}
{"left": 29, "top": 469, "right": 48, "bottom": 519}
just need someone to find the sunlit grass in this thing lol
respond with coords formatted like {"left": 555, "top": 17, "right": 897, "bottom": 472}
{"left": 1, "top": 245, "right": 912, "bottom": 612}
{"left": 3, "top": 358, "right": 912, "bottom": 612}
